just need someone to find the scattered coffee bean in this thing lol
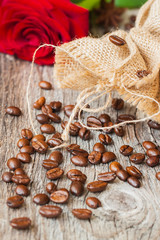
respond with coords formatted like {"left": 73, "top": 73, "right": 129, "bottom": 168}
{"left": 40, "top": 124, "right": 55, "bottom": 134}
{"left": 126, "top": 166, "right": 142, "bottom": 179}
{"left": 71, "top": 155, "right": 88, "bottom": 167}
{"left": 98, "top": 114, "right": 111, "bottom": 124}
{"left": 14, "top": 168, "right": 25, "bottom": 175}
{"left": 127, "top": 177, "right": 141, "bottom": 188}
{"left": 72, "top": 209, "right": 92, "bottom": 220}
{"left": 32, "top": 140, "right": 48, "bottom": 154}
{"left": 146, "top": 148, "right": 160, "bottom": 157}
{"left": 117, "top": 114, "right": 135, "bottom": 123}
{"left": 39, "top": 80, "right": 52, "bottom": 90}
{"left": 119, "top": 145, "right": 133, "bottom": 156}
{"left": 142, "top": 141, "right": 156, "bottom": 150}
{"left": 109, "top": 161, "right": 123, "bottom": 172}
{"left": 6, "top": 106, "right": 21, "bottom": 116}
{"left": 10, "top": 217, "right": 31, "bottom": 230}
{"left": 129, "top": 153, "right": 145, "bottom": 164}
{"left": 88, "top": 151, "right": 101, "bottom": 165}
{"left": 41, "top": 105, "right": 52, "bottom": 115}
{"left": 112, "top": 98, "right": 124, "bottom": 110}
{"left": 20, "top": 146, "right": 34, "bottom": 154}
{"left": 71, "top": 148, "right": 88, "bottom": 158}
{"left": 114, "top": 126, "right": 124, "bottom": 137}
{"left": 130, "top": 15, "right": 136, "bottom": 23}
{"left": 61, "top": 121, "right": 79, "bottom": 136}
{"left": 103, "top": 122, "right": 114, "bottom": 134}
{"left": 33, "top": 96, "right": 45, "bottom": 109}
{"left": 21, "top": 129, "right": 33, "bottom": 140}
{"left": 125, "top": 23, "right": 134, "bottom": 31}
{"left": 2, "top": 172, "right": 13, "bottom": 183}
{"left": 98, "top": 172, "right": 116, "bottom": 182}
{"left": 48, "top": 112, "right": 61, "bottom": 123}
{"left": 39, "top": 205, "right": 62, "bottom": 218}
{"left": 79, "top": 127, "right": 90, "bottom": 140}
{"left": 116, "top": 169, "right": 129, "bottom": 181}
{"left": 7, "top": 195, "right": 24, "bottom": 208}
{"left": 46, "top": 182, "right": 57, "bottom": 194}
{"left": 146, "top": 156, "right": 159, "bottom": 167}
{"left": 148, "top": 120, "right": 160, "bottom": 130}
{"left": 7, "top": 158, "right": 21, "bottom": 170}
{"left": 102, "top": 152, "right": 116, "bottom": 163}
{"left": 156, "top": 172, "right": 160, "bottom": 181}
{"left": 74, "top": 122, "right": 82, "bottom": 129}
{"left": 49, "top": 151, "right": 63, "bottom": 164}
{"left": 46, "top": 168, "right": 64, "bottom": 180}
{"left": 64, "top": 105, "right": 76, "bottom": 118}
{"left": 47, "top": 136, "right": 63, "bottom": 148}
{"left": 87, "top": 181, "right": 107, "bottom": 193}
{"left": 99, "top": 134, "right": 112, "bottom": 145}
{"left": 86, "top": 197, "right": 101, "bottom": 209}
{"left": 137, "top": 70, "right": 150, "bottom": 79}
{"left": 12, "top": 174, "right": 30, "bottom": 185}
{"left": 17, "top": 138, "right": 30, "bottom": 148}
{"left": 93, "top": 143, "right": 105, "bottom": 154}
{"left": 15, "top": 185, "right": 30, "bottom": 197}
{"left": 50, "top": 188, "right": 69, "bottom": 204}
{"left": 36, "top": 114, "right": 50, "bottom": 124}
{"left": 31, "top": 134, "right": 45, "bottom": 143}
{"left": 87, "top": 116, "right": 102, "bottom": 128}
{"left": 67, "top": 169, "right": 87, "bottom": 183}
{"left": 33, "top": 193, "right": 50, "bottom": 205}
{"left": 66, "top": 144, "right": 80, "bottom": 153}
{"left": 42, "top": 159, "right": 59, "bottom": 170}
{"left": 50, "top": 101, "right": 62, "bottom": 112}
{"left": 70, "top": 181, "right": 84, "bottom": 196}
{"left": 16, "top": 153, "right": 31, "bottom": 163}
{"left": 109, "top": 35, "right": 126, "bottom": 46}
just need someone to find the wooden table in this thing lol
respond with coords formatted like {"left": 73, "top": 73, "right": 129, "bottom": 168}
{"left": 1, "top": 43, "right": 160, "bottom": 240}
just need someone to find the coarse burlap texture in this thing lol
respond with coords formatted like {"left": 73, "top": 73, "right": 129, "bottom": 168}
{"left": 54, "top": 0, "right": 160, "bottom": 122}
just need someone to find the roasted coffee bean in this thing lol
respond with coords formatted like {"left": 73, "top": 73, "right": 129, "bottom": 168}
{"left": 15, "top": 185, "right": 30, "bottom": 197}
{"left": 130, "top": 15, "right": 136, "bottom": 23}
{"left": 112, "top": 98, "right": 124, "bottom": 110}
{"left": 52, "top": 132, "right": 62, "bottom": 139}
{"left": 39, "top": 80, "right": 52, "bottom": 90}
{"left": 41, "top": 105, "right": 52, "bottom": 115}
{"left": 146, "top": 148, "right": 160, "bottom": 157}
{"left": 142, "top": 141, "right": 156, "bottom": 150}
{"left": 86, "top": 197, "right": 101, "bottom": 209}
{"left": 127, "top": 177, "right": 141, "bottom": 188}
{"left": 146, "top": 156, "right": 159, "bottom": 167}
{"left": 64, "top": 105, "right": 79, "bottom": 119}
{"left": 87, "top": 116, "right": 102, "bottom": 128}
{"left": 7, "top": 195, "right": 24, "bottom": 208}
{"left": 87, "top": 181, "right": 107, "bottom": 193}
{"left": 33, "top": 96, "right": 45, "bottom": 110}
{"left": 61, "top": 121, "right": 79, "bottom": 136}
{"left": 114, "top": 126, "right": 124, "bottom": 137}
{"left": 17, "top": 138, "right": 30, "bottom": 148}
{"left": 156, "top": 172, "right": 160, "bottom": 181}
{"left": 2, "top": 172, "right": 13, "bottom": 183}
{"left": 102, "top": 152, "right": 116, "bottom": 163}
{"left": 50, "top": 188, "right": 69, "bottom": 204}
{"left": 71, "top": 155, "right": 88, "bottom": 167}
{"left": 67, "top": 169, "right": 87, "bottom": 183}
{"left": 12, "top": 174, "right": 30, "bottom": 185}
{"left": 47, "top": 136, "right": 63, "bottom": 148}
{"left": 39, "top": 205, "right": 62, "bottom": 218}
{"left": 116, "top": 169, "right": 129, "bottom": 181}
{"left": 31, "top": 134, "right": 45, "bottom": 143}
{"left": 99, "top": 134, "right": 112, "bottom": 145}
{"left": 98, "top": 172, "right": 116, "bottom": 182}
{"left": 126, "top": 166, "right": 142, "bottom": 179}
{"left": 93, "top": 143, "right": 106, "bottom": 154}
{"left": 119, "top": 145, "right": 133, "bottom": 156}
{"left": 7, "top": 158, "right": 21, "bottom": 170}
{"left": 49, "top": 151, "right": 63, "bottom": 164}
{"left": 117, "top": 114, "right": 135, "bottom": 123}
{"left": 70, "top": 181, "right": 84, "bottom": 196}
{"left": 148, "top": 120, "right": 160, "bottom": 129}
{"left": 103, "top": 122, "right": 114, "bottom": 134}
{"left": 125, "top": 23, "right": 134, "bottom": 31}
{"left": 71, "top": 148, "right": 88, "bottom": 158}
{"left": 74, "top": 122, "right": 82, "bottom": 129}
{"left": 21, "top": 129, "right": 33, "bottom": 140}
{"left": 50, "top": 101, "right": 62, "bottom": 112}
{"left": 137, "top": 70, "right": 150, "bottom": 78}
{"left": 33, "top": 193, "right": 50, "bottom": 205}
{"left": 6, "top": 106, "right": 21, "bottom": 116}
{"left": 129, "top": 153, "right": 145, "bottom": 164}
{"left": 10, "top": 217, "right": 31, "bottom": 230}
{"left": 109, "top": 161, "right": 123, "bottom": 172}
{"left": 14, "top": 168, "right": 25, "bottom": 175}
{"left": 46, "top": 182, "right": 57, "bottom": 194}
{"left": 20, "top": 146, "right": 34, "bottom": 154}
{"left": 48, "top": 112, "right": 61, "bottom": 123}
{"left": 46, "top": 168, "right": 64, "bottom": 180}
{"left": 32, "top": 140, "right": 48, "bottom": 154}
{"left": 66, "top": 144, "right": 80, "bottom": 153}
{"left": 88, "top": 151, "right": 101, "bottom": 165}
{"left": 79, "top": 127, "right": 90, "bottom": 140}
{"left": 72, "top": 209, "right": 92, "bottom": 220}
{"left": 16, "top": 153, "right": 31, "bottom": 163}
{"left": 40, "top": 124, "right": 55, "bottom": 134}
{"left": 98, "top": 114, "right": 111, "bottom": 124}
{"left": 42, "top": 159, "right": 59, "bottom": 170}
{"left": 109, "top": 35, "right": 126, "bottom": 46}
{"left": 36, "top": 114, "right": 50, "bottom": 124}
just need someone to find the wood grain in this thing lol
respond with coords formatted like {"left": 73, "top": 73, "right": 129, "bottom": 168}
{"left": 1, "top": 53, "right": 160, "bottom": 240}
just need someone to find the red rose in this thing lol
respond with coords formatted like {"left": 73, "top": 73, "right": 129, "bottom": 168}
{"left": 0, "top": 0, "right": 89, "bottom": 65}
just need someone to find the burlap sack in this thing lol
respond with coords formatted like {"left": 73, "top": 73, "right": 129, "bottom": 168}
{"left": 54, "top": 0, "right": 160, "bottom": 123}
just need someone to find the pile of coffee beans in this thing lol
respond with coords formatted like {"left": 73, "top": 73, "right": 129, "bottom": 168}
{"left": 4, "top": 84, "right": 160, "bottom": 229}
